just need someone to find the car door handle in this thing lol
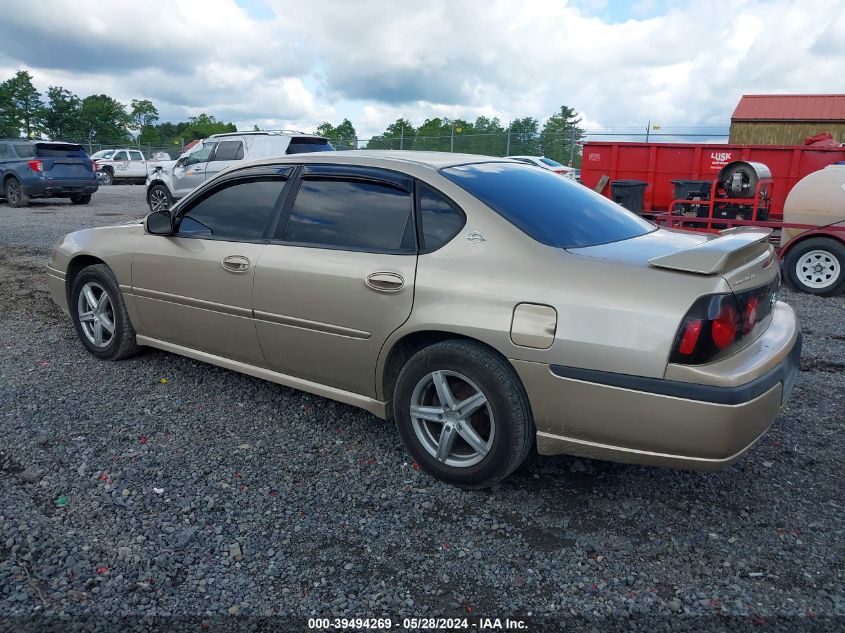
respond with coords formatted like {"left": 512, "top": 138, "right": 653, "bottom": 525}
{"left": 221, "top": 255, "right": 251, "bottom": 273}
{"left": 366, "top": 272, "right": 404, "bottom": 292}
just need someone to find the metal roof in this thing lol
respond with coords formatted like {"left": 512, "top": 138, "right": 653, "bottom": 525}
{"left": 732, "top": 94, "right": 845, "bottom": 121}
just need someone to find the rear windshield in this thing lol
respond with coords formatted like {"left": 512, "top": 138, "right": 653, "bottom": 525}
{"left": 23, "top": 143, "right": 88, "bottom": 158}
{"left": 286, "top": 138, "right": 335, "bottom": 154}
{"left": 441, "top": 162, "right": 655, "bottom": 249}
{"left": 540, "top": 157, "right": 563, "bottom": 167}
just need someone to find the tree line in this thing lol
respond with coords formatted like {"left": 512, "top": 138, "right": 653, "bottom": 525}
{"left": 319, "top": 107, "right": 586, "bottom": 166}
{"left": 0, "top": 70, "right": 237, "bottom": 149}
{"left": 1, "top": 70, "right": 585, "bottom": 164}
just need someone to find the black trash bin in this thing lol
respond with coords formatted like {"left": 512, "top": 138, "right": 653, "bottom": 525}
{"left": 610, "top": 179, "right": 647, "bottom": 214}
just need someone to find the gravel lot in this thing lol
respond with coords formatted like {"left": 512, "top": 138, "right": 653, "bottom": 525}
{"left": 1, "top": 186, "right": 843, "bottom": 632}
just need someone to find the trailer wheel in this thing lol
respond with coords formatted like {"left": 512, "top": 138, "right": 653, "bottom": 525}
{"left": 784, "top": 237, "right": 845, "bottom": 296}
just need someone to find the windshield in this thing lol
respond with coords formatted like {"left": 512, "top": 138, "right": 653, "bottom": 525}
{"left": 441, "top": 162, "right": 655, "bottom": 249}
{"left": 92, "top": 150, "right": 115, "bottom": 159}
{"left": 539, "top": 157, "right": 564, "bottom": 167}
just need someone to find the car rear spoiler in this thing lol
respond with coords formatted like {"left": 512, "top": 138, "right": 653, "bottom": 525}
{"left": 648, "top": 227, "right": 773, "bottom": 275}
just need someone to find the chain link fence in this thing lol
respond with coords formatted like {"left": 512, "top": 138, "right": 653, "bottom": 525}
{"left": 327, "top": 130, "right": 730, "bottom": 167}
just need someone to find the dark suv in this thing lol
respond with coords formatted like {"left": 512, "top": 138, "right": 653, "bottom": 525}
{"left": 0, "top": 140, "right": 98, "bottom": 207}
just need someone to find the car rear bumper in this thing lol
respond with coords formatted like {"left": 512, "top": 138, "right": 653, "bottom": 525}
{"left": 513, "top": 302, "right": 801, "bottom": 470}
{"left": 27, "top": 179, "right": 98, "bottom": 197}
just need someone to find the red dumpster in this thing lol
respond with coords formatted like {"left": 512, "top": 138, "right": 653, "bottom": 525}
{"left": 580, "top": 141, "right": 845, "bottom": 219}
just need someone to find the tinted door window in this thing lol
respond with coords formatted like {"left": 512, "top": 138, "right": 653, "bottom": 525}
{"left": 176, "top": 178, "right": 286, "bottom": 241}
{"left": 129, "top": 150, "right": 144, "bottom": 160}
{"left": 214, "top": 141, "right": 244, "bottom": 161}
{"left": 0, "top": 144, "right": 8, "bottom": 159}
{"left": 112, "top": 151, "right": 128, "bottom": 161}
{"left": 442, "top": 162, "right": 655, "bottom": 248}
{"left": 282, "top": 178, "right": 414, "bottom": 252}
{"left": 419, "top": 186, "right": 465, "bottom": 251}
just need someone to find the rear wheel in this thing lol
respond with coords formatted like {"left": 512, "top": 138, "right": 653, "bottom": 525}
{"left": 393, "top": 339, "right": 534, "bottom": 488}
{"left": 4, "top": 177, "right": 29, "bottom": 208}
{"left": 70, "top": 264, "right": 140, "bottom": 360}
{"left": 70, "top": 194, "right": 91, "bottom": 205}
{"left": 785, "top": 237, "right": 845, "bottom": 296}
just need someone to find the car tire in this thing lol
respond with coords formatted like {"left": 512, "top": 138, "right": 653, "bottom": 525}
{"left": 69, "top": 264, "right": 140, "bottom": 360}
{"left": 147, "top": 184, "right": 173, "bottom": 213}
{"left": 393, "top": 339, "right": 535, "bottom": 488}
{"left": 70, "top": 194, "right": 92, "bottom": 205}
{"left": 99, "top": 170, "right": 113, "bottom": 186}
{"left": 784, "top": 237, "right": 845, "bottom": 296}
{"left": 4, "top": 177, "right": 29, "bottom": 208}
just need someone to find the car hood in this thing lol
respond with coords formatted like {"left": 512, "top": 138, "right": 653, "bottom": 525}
{"left": 566, "top": 227, "right": 710, "bottom": 266}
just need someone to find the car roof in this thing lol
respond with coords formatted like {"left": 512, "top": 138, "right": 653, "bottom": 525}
{"left": 209, "top": 130, "right": 327, "bottom": 140}
{"left": 243, "top": 150, "right": 515, "bottom": 171}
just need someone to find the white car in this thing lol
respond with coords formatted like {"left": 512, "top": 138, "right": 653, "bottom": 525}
{"left": 508, "top": 155, "right": 578, "bottom": 180}
{"left": 145, "top": 130, "right": 334, "bottom": 212}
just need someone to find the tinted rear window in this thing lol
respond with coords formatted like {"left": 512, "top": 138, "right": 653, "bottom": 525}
{"left": 286, "top": 138, "right": 335, "bottom": 154}
{"left": 13, "top": 144, "right": 35, "bottom": 158}
{"left": 33, "top": 143, "right": 88, "bottom": 158}
{"left": 441, "top": 162, "right": 655, "bottom": 248}
{"left": 540, "top": 157, "right": 563, "bottom": 167}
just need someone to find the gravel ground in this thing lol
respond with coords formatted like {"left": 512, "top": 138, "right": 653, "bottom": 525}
{"left": 0, "top": 187, "right": 843, "bottom": 632}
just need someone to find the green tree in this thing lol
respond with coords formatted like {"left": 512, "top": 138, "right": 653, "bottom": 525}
{"left": 0, "top": 71, "right": 44, "bottom": 138}
{"left": 469, "top": 116, "right": 506, "bottom": 156}
{"left": 540, "top": 105, "right": 585, "bottom": 166}
{"left": 129, "top": 99, "right": 159, "bottom": 131}
{"left": 182, "top": 113, "right": 236, "bottom": 141}
{"left": 507, "top": 117, "right": 541, "bottom": 156}
{"left": 413, "top": 118, "right": 451, "bottom": 151}
{"left": 365, "top": 118, "right": 415, "bottom": 150}
{"left": 79, "top": 94, "right": 131, "bottom": 144}
{"left": 43, "top": 86, "right": 82, "bottom": 140}
{"left": 316, "top": 118, "right": 357, "bottom": 150}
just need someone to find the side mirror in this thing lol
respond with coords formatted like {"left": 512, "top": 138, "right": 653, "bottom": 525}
{"left": 146, "top": 211, "right": 174, "bottom": 235}
{"left": 176, "top": 157, "right": 187, "bottom": 168}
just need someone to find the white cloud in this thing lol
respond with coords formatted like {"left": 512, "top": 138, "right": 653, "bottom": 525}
{"left": 0, "top": 0, "right": 842, "bottom": 139}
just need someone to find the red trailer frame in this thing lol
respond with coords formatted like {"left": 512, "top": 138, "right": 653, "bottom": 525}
{"left": 581, "top": 141, "right": 845, "bottom": 219}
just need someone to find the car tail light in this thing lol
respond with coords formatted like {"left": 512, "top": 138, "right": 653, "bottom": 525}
{"left": 92, "top": 160, "right": 98, "bottom": 171}
{"left": 670, "top": 277, "right": 779, "bottom": 365}
{"left": 27, "top": 160, "right": 44, "bottom": 172}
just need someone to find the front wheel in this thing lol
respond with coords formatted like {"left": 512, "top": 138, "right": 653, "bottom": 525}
{"left": 393, "top": 339, "right": 534, "bottom": 488}
{"left": 784, "top": 237, "right": 845, "bottom": 296}
{"left": 147, "top": 184, "right": 173, "bottom": 213}
{"left": 70, "top": 194, "right": 91, "bottom": 205}
{"left": 99, "top": 170, "right": 113, "bottom": 186}
{"left": 69, "top": 264, "right": 140, "bottom": 360}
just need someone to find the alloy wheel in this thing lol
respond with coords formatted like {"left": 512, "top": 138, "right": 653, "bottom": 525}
{"left": 149, "top": 188, "right": 170, "bottom": 212}
{"left": 76, "top": 282, "right": 115, "bottom": 348}
{"left": 6, "top": 180, "right": 20, "bottom": 205}
{"left": 410, "top": 370, "right": 495, "bottom": 468}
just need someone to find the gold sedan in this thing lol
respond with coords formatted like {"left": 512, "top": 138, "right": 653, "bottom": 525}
{"left": 47, "top": 152, "right": 801, "bottom": 487}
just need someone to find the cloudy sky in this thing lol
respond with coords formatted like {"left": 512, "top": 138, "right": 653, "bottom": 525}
{"left": 0, "top": 0, "right": 842, "bottom": 138}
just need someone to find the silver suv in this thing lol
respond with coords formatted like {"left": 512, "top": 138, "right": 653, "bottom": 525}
{"left": 145, "top": 130, "right": 334, "bottom": 212}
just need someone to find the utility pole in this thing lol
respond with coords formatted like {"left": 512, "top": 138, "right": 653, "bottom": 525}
{"left": 646, "top": 119, "right": 650, "bottom": 143}
{"left": 450, "top": 121, "right": 455, "bottom": 153}
{"left": 400, "top": 125, "right": 404, "bottom": 150}
{"left": 569, "top": 126, "right": 576, "bottom": 166}
{"left": 506, "top": 127, "right": 511, "bottom": 156}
